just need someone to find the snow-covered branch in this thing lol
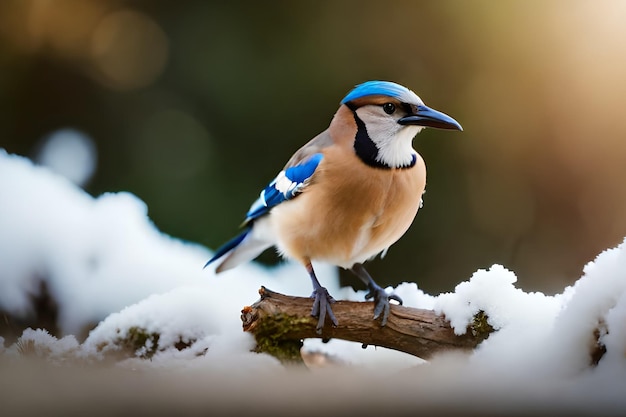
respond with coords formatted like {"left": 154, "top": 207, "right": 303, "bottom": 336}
{"left": 243, "top": 287, "right": 488, "bottom": 363}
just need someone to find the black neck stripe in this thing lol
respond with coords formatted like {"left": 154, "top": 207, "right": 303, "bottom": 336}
{"left": 345, "top": 102, "right": 416, "bottom": 170}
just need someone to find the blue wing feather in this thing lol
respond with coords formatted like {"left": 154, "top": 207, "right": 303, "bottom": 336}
{"left": 204, "top": 227, "right": 250, "bottom": 268}
{"left": 245, "top": 153, "right": 323, "bottom": 222}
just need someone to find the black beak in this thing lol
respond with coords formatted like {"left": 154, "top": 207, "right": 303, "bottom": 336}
{"left": 398, "top": 104, "right": 463, "bottom": 131}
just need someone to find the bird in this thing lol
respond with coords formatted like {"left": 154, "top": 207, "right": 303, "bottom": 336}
{"left": 205, "top": 80, "right": 462, "bottom": 332}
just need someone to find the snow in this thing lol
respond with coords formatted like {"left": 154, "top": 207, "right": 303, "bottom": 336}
{"left": 1, "top": 149, "right": 626, "bottom": 414}
{"left": 0, "top": 149, "right": 334, "bottom": 336}
{"left": 434, "top": 264, "right": 568, "bottom": 334}
{"left": 11, "top": 328, "right": 81, "bottom": 361}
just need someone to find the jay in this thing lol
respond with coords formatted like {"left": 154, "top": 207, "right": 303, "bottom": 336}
{"left": 205, "top": 80, "right": 462, "bottom": 332}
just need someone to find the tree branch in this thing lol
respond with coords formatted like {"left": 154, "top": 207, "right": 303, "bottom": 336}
{"left": 241, "top": 287, "right": 491, "bottom": 364}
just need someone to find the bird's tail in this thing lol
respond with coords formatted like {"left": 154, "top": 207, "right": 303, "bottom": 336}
{"left": 204, "top": 226, "right": 272, "bottom": 273}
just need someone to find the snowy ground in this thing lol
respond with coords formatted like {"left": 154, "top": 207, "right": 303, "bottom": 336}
{"left": 1, "top": 149, "right": 625, "bottom": 416}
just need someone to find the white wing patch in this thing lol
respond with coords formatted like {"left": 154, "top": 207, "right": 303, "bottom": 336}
{"left": 273, "top": 171, "right": 298, "bottom": 195}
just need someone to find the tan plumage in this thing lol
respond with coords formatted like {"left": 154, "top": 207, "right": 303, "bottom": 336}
{"left": 271, "top": 105, "right": 426, "bottom": 269}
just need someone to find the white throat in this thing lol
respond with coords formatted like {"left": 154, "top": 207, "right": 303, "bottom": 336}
{"left": 373, "top": 125, "right": 422, "bottom": 168}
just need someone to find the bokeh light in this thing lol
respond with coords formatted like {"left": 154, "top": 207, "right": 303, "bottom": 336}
{"left": 89, "top": 9, "right": 169, "bottom": 90}
{"left": 36, "top": 128, "right": 97, "bottom": 187}
{"left": 131, "top": 109, "right": 211, "bottom": 180}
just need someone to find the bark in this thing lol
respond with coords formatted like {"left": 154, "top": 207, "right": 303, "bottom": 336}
{"left": 241, "top": 287, "right": 491, "bottom": 364}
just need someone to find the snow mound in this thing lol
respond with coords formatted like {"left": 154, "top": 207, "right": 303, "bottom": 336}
{"left": 0, "top": 149, "right": 338, "bottom": 338}
{"left": 1, "top": 149, "right": 626, "bottom": 413}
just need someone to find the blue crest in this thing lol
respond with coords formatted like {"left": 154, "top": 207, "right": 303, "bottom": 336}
{"left": 341, "top": 81, "right": 414, "bottom": 104}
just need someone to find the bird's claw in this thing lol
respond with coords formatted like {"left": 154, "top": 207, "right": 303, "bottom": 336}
{"left": 365, "top": 286, "right": 402, "bottom": 326}
{"left": 310, "top": 286, "right": 338, "bottom": 333}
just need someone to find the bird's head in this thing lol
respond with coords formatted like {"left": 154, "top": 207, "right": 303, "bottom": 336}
{"left": 339, "top": 80, "right": 462, "bottom": 169}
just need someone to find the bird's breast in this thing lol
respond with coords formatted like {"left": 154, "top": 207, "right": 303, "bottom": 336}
{"left": 271, "top": 146, "right": 426, "bottom": 268}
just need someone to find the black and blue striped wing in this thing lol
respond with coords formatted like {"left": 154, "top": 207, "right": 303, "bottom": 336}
{"left": 245, "top": 153, "right": 323, "bottom": 223}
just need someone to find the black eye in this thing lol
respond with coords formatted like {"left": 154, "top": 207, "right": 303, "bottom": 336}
{"left": 383, "top": 102, "right": 396, "bottom": 115}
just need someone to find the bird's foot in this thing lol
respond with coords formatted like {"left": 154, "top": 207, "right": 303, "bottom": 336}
{"left": 365, "top": 284, "right": 403, "bottom": 326}
{"left": 310, "top": 286, "right": 338, "bottom": 334}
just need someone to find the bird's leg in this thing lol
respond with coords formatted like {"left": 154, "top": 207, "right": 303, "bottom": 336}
{"left": 306, "top": 262, "right": 338, "bottom": 333}
{"left": 349, "top": 263, "right": 403, "bottom": 326}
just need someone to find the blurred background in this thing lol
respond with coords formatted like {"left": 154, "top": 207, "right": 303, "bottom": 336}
{"left": 2, "top": 0, "right": 626, "bottom": 295}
